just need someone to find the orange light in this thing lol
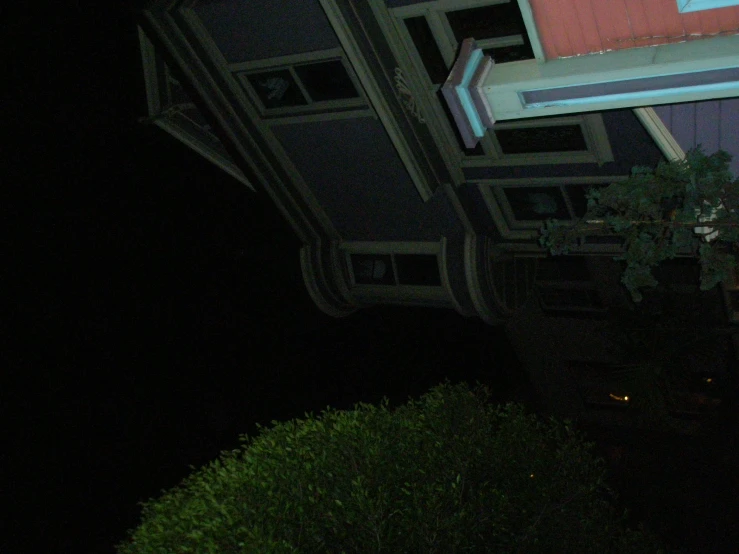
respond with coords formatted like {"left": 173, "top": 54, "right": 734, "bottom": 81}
{"left": 609, "top": 393, "right": 629, "bottom": 402}
{"left": 705, "top": 378, "right": 713, "bottom": 383}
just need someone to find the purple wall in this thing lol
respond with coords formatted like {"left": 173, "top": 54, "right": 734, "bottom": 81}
{"left": 654, "top": 98, "right": 739, "bottom": 178}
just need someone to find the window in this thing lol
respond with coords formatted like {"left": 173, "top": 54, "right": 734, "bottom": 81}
{"left": 476, "top": 175, "right": 627, "bottom": 244}
{"left": 342, "top": 241, "right": 452, "bottom": 307}
{"left": 677, "top": 0, "right": 739, "bottom": 12}
{"left": 233, "top": 49, "right": 367, "bottom": 119}
{"left": 493, "top": 180, "right": 612, "bottom": 229}
{"left": 349, "top": 253, "right": 441, "bottom": 287}
{"left": 465, "top": 114, "right": 614, "bottom": 166}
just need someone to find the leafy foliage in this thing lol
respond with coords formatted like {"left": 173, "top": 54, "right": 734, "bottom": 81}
{"left": 540, "top": 148, "right": 738, "bottom": 301}
{"left": 117, "top": 382, "right": 663, "bottom": 553}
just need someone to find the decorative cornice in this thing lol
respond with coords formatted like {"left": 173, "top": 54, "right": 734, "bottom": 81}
{"left": 393, "top": 67, "right": 425, "bottom": 124}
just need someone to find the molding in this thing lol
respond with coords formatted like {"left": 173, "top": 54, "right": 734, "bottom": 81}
{"left": 441, "top": 236, "right": 476, "bottom": 317}
{"left": 483, "top": 34, "right": 739, "bottom": 120}
{"left": 463, "top": 113, "right": 613, "bottom": 167}
{"left": 515, "top": 0, "right": 545, "bottom": 62}
{"left": 341, "top": 240, "right": 442, "bottom": 254}
{"left": 300, "top": 244, "right": 356, "bottom": 318}
{"left": 463, "top": 233, "right": 501, "bottom": 324}
{"left": 226, "top": 48, "right": 346, "bottom": 72}
{"left": 633, "top": 107, "right": 686, "bottom": 162}
{"left": 393, "top": 67, "right": 426, "bottom": 124}
{"left": 677, "top": 0, "right": 739, "bottom": 11}
{"left": 139, "top": 26, "right": 255, "bottom": 190}
{"left": 319, "top": 0, "right": 449, "bottom": 202}
{"left": 263, "top": 108, "right": 377, "bottom": 126}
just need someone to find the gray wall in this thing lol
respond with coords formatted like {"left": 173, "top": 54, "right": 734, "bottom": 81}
{"left": 272, "top": 117, "right": 461, "bottom": 241}
{"left": 194, "top": 0, "right": 339, "bottom": 63}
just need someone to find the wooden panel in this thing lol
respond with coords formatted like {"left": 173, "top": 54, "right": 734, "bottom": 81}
{"left": 719, "top": 98, "right": 739, "bottom": 177}
{"left": 653, "top": 99, "right": 739, "bottom": 177}
{"left": 671, "top": 103, "right": 697, "bottom": 149}
{"left": 695, "top": 101, "right": 721, "bottom": 153}
{"left": 529, "top": 0, "right": 739, "bottom": 58}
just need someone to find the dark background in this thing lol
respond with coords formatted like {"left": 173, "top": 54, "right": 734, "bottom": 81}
{"left": 5, "top": 4, "right": 739, "bottom": 554}
{"left": 3, "top": 4, "right": 530, "bottom": 551}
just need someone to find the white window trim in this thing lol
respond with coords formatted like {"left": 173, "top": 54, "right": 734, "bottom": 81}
{"left": 138, "top": 27, "right": 255, "bottom": 191}
{"left": 463, "top": 113, "right": 613, "bottom": 167}
{"left": 677, "top": 0, "right": 739, "bottom": 12}
{"left": 476, "top": 176, "right": 627, "bottom": 242}
{"left": 390, "top": 0, "right": 545, "bottom": 62}
{"left": 341, "top": 240, "right": 456, "bottom": 308}
{"left": 231, "top": 48, "right": 370, "bottom": 121}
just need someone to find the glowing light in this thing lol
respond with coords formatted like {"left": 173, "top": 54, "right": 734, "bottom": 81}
{"left": 530, "top": 473, "right": 535, "bottom": 478}
{"left": 609, "top": 393, "right": 630, "bottom": 402}
{"left": 705, "top": 378, "right": 713, "bottom": 383}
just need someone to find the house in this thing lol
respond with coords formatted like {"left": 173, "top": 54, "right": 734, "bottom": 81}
{"left": 137, "top": 0, "right": 738, "bottom": 427}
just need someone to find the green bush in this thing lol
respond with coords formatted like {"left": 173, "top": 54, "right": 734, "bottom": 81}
{"left": 118, "top": 382, "right": 663, "bottom": 553}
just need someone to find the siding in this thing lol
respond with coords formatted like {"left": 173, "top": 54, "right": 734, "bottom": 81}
{"left": 529, "top": 0, "right": 739, "bottom": 58}
{"left": 272, "top": 117, "right": 460, "bottom": 241}
{"left": 654, "top": 98, "right": 739, "bottom": 177}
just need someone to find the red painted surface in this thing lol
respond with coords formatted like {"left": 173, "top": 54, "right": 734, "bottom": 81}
{"left": 529, "top": 0, "right": 739, "bottom": 58}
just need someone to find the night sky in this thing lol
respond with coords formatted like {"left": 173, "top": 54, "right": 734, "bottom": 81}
{"left": 4, "top": 5, "right": 529, "bottom": 552}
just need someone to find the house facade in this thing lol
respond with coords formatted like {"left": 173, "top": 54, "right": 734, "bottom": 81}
{"left": 138, "top": 0, "right": 738, "bottom": 425}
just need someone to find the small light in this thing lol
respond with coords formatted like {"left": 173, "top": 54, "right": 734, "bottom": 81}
{"left": 530, "top": 473, "right": 535, "bottom": 478}
{"left": 705, "top": 378, "right": 713, "bottom": 383}
{"left": 609, "top": 393, "right": 629, "bottom": 402}
{"left": 624, "top": 396, "right": 629, "bottom": 402}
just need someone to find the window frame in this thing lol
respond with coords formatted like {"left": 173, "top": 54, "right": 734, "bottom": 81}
{"left": 476, "top": 176, "right": 628, "bottom": 244}
{"left": 341, "top": 240, "right": 455, "bottom": 307}
{"left": 464, "top": 114, "right": 614, "bottom": 166}
{"left": 231, "top": 48, "right": 370, "bottom": 122}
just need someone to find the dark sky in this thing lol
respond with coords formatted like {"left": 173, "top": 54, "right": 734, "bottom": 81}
{"left": 3, "top": 5, "right": 527, "bottom": 552}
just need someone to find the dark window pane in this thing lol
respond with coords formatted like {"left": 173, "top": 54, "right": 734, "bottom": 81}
{"left": 247, "top": 69, "right": 307, "bottom": 109}
{"left": 446, "top": 3, "right": 526, "bottom": 42}
{"left": 536, "top": 256, "right": 590, "bottom": 282}
{"left": 351, "top": 254, "right": 395, "bottom": 285}
{"left": 294, "top": 60, "right": 359, "bottom": 102}
{"left": 396, "top": 254, "right": 441, "bottom": 286}
{"left": 495, "top": 125, "right": 587, "bottom": 154}
{"left": 482, "top": 43, "right": 534, "bottom": 64}
{"left": 504, "top": 186, "right": 569, "bottom": 221}
{"left": 405, "top": 16, "right": 449, "bottom": 84}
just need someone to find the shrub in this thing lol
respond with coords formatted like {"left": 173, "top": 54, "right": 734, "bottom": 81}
{"left": 118, "top": 382, "right": 663, "bottom": 553}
